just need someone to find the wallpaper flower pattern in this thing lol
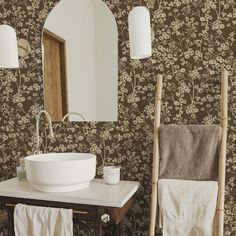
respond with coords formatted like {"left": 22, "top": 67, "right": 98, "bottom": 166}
{"left": 0, "top": 0, "right": 235, "bottom": 235}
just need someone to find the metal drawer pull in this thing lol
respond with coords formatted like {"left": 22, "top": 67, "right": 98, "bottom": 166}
{"left": 73, "top": 210, "right": 88, "bottom": 215}
{"left": 5, "top": 204, "right": 16, "bottom": 207}
{"left": 101, "top": 214, "right": 110, "bottom": 223}
{"left": 5, "top": 203, "right": 88, "bottom": 215}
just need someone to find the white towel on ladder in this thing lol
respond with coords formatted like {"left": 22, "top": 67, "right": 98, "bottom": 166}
{"left": 14, "top": 204, "right": 73, "bottom": 236}
{"left": 158, "top": 179, "right": 218, "bottom": 236}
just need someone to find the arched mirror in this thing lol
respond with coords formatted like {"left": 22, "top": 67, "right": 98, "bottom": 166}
{"left": 42, "top": 0, "right": 118, "bottom": 122}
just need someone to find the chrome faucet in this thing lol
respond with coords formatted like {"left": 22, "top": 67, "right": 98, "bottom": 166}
{"left": 62, "top": 112, "right": 86, "bottom": 122}
{"left": 35, "top": 110, "right": 54, "bottom": 154}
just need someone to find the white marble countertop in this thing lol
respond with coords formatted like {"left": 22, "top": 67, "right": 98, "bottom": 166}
{"left": 0, "top": 178, "right": 140, "bottom": 208}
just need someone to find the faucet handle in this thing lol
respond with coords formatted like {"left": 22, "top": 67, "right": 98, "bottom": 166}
{"left": 49, "top": 127, "right": 54, "bottom": 139}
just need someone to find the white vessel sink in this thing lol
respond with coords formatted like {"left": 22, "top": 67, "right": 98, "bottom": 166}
{"left": 25, "top": 153, "right": 96, "bottom": 193}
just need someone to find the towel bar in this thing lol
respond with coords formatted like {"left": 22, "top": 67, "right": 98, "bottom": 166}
{"left": 4, "top": 203, "right": 88, "bottom": 215}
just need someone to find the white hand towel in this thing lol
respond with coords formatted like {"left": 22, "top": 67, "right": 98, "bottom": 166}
{"left": 158, "top": 179, "right": 218, "bottom": 236}
{"left": 14, "top": 204, "right": 73, "bottom": 236}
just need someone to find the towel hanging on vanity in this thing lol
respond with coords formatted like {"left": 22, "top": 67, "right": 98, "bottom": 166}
{"left": 14, "top": 204, "right": 73, "bottom": 236}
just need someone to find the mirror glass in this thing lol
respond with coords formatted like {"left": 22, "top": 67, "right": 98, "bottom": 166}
{"left": 42, "top": 0, "right": 118, "bottom": 122}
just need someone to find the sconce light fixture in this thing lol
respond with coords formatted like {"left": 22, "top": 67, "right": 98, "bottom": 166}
{"left": 0, "top": 24, "right": 19, "bottom": 68}
{"left": 128, "top": 6, "right": 152, "bottom": 59}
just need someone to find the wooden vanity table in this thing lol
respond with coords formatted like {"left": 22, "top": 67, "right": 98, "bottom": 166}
{"left": 0, "top": 178, "right": 139, "bottom": 236}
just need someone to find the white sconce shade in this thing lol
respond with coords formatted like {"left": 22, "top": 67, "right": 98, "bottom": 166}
{"left": 0, "top": 25, "right": 19, "bottom": 68}
{"left": 128, "top": 6, "right": 152, "bottom": 59}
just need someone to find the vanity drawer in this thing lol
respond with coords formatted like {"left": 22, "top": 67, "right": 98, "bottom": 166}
{"left": 48, "top": 201, "right": 98, "bottom": 221}
{"left": 1, "top": 197, "right": 99, "bottom": 221}
{"left": 1, "top": 197, "right": 48, "bottom": 208}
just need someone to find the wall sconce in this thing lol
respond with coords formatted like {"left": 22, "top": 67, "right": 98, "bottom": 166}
{"left": 128, "top": 6, "right": 152, "bottom": 59}
{"left": 18, "top": 38, "right": 31, "bottom": 58}
{"left": 0, "top": 24, "right": 19, "bottom": 68}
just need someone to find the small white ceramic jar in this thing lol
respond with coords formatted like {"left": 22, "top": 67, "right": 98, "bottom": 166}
{"left": 103, "top": 166, "right": 121, "bottom": 185}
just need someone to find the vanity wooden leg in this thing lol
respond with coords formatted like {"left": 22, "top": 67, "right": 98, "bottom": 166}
{"left": 94, "top": 221, "right": 102, "bottom": 236}
{"left": 7, "top": 208, "right": 14, "bottom": 236}
{"left": 112, "top": 223, "right": 120, "bottom": 236}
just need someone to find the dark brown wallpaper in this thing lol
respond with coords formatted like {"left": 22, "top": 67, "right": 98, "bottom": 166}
{"left": 0, "top": 0, "right": 235, "bottom": 235}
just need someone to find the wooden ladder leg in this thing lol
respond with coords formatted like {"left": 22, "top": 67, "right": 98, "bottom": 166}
{"left": 149, "top": 74, "right": 163, "bottom": 236}
{"left": 216, "top": 69, "right": 228, "bottom": 236}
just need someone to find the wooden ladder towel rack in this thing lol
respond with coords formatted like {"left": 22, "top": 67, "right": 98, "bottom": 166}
{"left": 148, "top": 70, "right": 228, "bottom": 236}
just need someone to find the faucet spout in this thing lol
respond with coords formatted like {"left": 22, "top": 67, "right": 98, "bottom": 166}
{"left": 35, "top": 110, "right": 54, "bottom": 154}
{"left": 62, "top": 112, "right": 86, "bottom": 122}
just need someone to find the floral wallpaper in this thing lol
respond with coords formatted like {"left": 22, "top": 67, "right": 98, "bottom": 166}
{"left": 0, "top": 0, "right": 235, "bottom": 235}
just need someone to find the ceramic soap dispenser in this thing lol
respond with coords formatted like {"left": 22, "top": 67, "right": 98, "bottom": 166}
{"left": 17, "top": 158, "right": 26, "bottom": 181}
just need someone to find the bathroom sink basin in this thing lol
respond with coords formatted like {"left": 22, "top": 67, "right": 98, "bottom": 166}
{"left": 25, "top": 153, "right": 96, "bottom": 193}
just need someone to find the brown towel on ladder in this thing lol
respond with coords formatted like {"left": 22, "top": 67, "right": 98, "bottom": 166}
{"left": 158, "top": 125, "right": 222, "bottom": 180}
